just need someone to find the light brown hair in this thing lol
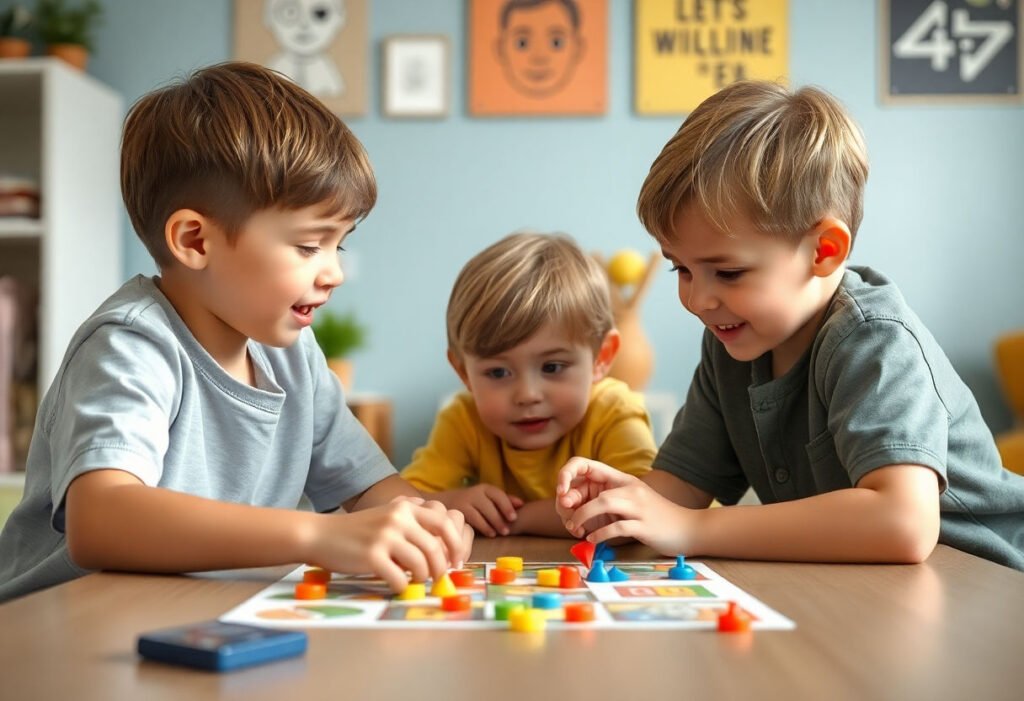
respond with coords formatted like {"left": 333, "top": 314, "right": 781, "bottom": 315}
{"left": 120, "top": 61, "right": 376, "bottom": 267}
{"left": 637, "top": 80, "right": 868, "bottom": 244}
{"left": 447, "top": 232, "right": 613, "bottom": 360}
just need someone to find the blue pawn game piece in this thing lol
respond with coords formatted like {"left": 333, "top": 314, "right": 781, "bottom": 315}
{"left": 594, "top": 542, "right": 616, "bottom": 562}
{"left": 606, "top": 566, "right": 629, "bottom": 582}
{"left": 586, "top": 559, "right": 610, "bottom": 583}
{"left": 532, "top": 592, "right": 562, "bottom": 610}
{"left": 668, "top": 555, "right": 696, "bottom": 580}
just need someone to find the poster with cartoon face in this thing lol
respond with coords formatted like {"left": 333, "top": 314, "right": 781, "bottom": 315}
{"left": 469, "top": 0, "right": 608, "bottom": 115}
{"left": 233, "top": 0, "right": 368, "bottom": 116}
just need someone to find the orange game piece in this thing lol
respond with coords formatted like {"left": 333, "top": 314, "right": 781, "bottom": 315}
{"left": 441, "top": 594, "right": 472, "bottom": 612}
{"left": 489, "top": 567, "right": 515, "bottom": 584}
{"left": 449, "top": 569, "right": 476, "bottom": 587}
{"left": 294, "top": 582, "right": 327, "bottom": 600}
{"left": 302, "top": 568, "right": 331, "bottom": 585}
{"left": 717, "top": 601, "right": 752, "bottom": 632}
{"left": 564, "top": 602, "right": 595, "bottom": 623}
{"left": 570, "top": 541, "right": 596, "bottom": 568}
{"left": 558, "top": 565, "right": 581, "bottom": 589}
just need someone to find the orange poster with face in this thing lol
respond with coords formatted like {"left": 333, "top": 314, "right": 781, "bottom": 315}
{"left": 469, "top": 0, "right": 607, "bottom": 116}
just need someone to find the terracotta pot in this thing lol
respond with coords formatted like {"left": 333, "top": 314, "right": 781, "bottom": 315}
{"left": 608, "top": 308, "right": 654, "bottom": 391}
{"left": 327, "top": 358, "right": 354, "bottom": 392}
{"left": 0, "top": 38, "right": 31, "bottom": 59}
{"left": 46, "top": 43, "right": 89, "bottom": 70}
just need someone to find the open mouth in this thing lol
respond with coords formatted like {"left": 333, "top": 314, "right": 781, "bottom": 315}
{"left": 514, "top": 418, "right": 551, "bottom": 433}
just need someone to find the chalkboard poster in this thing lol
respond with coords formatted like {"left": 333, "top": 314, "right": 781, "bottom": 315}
{"left": 882, "top": 0, "right": 1021, "bottom": 103}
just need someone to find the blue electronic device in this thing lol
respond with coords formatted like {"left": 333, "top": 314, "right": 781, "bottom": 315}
{"left": 137, "top": 620, "right": 307, "bottom": 672}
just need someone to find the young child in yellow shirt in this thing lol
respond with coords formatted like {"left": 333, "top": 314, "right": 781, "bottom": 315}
{"left": 402, "top": 232, "right": 657, "bottom": 537}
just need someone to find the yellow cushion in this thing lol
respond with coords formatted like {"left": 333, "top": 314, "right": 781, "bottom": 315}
{"left": 996, "top": 431, "right": 1024, "bottom": 476}
{"left": 994, "top": 331, "right": 1024, "bottom": 420}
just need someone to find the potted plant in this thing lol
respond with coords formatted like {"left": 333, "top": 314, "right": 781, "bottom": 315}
{"left": 35, "top": 0, "right": 102, "bottom": 71}
{"left": 0, "top": 5, "right": 33, "bottom": 59}
{"left": 312, "top": 309, "right": 367, "bottom": 391}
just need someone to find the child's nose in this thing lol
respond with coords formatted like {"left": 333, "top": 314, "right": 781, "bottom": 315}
{"left": 318, "top": 252, "right": 344, "bottom": 288}
{"left": 684, "top": 280, "right": 718, "bottom": 312}
{"left": 514, "top": 376, "right": 543, "bottom": 405}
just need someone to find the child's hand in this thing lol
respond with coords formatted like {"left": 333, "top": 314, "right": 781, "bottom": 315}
{"left": 308, "top": 499, "right": 469, "bottom": 593}
{"left": 556, "top": 457, "right": 695, "bottom": 556}
{"left": 437, "top": 485, "right": 524, "bottom": 538}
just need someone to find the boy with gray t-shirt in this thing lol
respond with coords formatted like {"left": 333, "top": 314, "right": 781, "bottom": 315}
{"left": 0, "top": 62, "right": 471, "bottom": 603}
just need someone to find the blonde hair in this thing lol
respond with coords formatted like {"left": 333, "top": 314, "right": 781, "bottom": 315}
{"left": 447, "top": 232, "right": 613, "bottom": 359}
{"left": 637, "top": 80, "right": 868, "bottom": 244}
{"left": 120, "top": 61, "right": 376, "bottom": 268}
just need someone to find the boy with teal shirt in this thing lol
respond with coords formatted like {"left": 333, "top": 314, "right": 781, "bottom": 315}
{"left": 0, "top": 62, "right": 471, "bottom": 603}
{"left": 555, "top": 80, "right": 1024, "bottom": 570}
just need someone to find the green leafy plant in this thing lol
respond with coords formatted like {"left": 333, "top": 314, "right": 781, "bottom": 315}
{"left": 35, "top": 0, "right": 102, "bottom": 50}
{"left": 0, "top": 5, "right": 33, "bottom": 38}
{"left": 312, "top": 310, "right": 368, "bottom": 359}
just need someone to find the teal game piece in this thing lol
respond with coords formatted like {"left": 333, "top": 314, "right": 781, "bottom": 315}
{"left": 668, "top": 555, "right": 696, "bottom": 580}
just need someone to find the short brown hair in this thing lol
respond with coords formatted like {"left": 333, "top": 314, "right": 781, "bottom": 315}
{"left": 447, "top": 232, "right": 613, "bottom": 360}
{"left": 637, "top": 80, "right": 868, "bottom": 244}
{"left": 120, "top": 61, "right": 376, "bottom": 267}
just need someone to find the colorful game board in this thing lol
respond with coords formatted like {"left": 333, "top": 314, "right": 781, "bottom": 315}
{"left": 221, "top": 560, "right": 795, "bottom": 631}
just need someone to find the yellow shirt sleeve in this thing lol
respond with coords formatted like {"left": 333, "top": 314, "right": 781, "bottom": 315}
{"left": 400, "top": 393, "right": 479, "bottom": 493}
{"left": 585, "top": 378, "right": 657, "bottom": 477}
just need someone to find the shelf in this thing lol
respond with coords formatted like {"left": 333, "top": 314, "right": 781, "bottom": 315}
{"left": 0, "top": 217, "right": 43, "bottom": 239}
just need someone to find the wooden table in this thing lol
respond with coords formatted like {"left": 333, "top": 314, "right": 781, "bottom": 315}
{"left": 2, "top": 539, "right": 1023, "bottom": 700}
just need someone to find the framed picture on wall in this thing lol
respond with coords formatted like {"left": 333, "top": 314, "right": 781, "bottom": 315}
{"left": 381, "top": 35, "right": 450, "bottom": 118}
{"left": 634, "top": 0, "right": 789, "bottom": 115}
{"left": 467, "top": 0, "right": 608, "bottom": 116}
{"left": 232, "top": 0, "right": 369, "bottom": 116}
{"left": 881, "top": 0, "right": 1021, "bottom": 104}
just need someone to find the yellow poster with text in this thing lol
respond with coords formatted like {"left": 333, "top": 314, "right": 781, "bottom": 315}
{"left": 635, "top": 0, "right": 789, "bottom": 114}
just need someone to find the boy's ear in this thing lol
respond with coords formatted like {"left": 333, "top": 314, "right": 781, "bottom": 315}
{"left": 447, "top": 349, "right": 471, "bottom": 390}
{"left": 810, "top": 217, "right": 851, "bottom": 277}
{"left": 592, "top": 329, "right": 621, "bottom": 382}
{"left": 165, "top": 209, "right": 214, "bottom": 270}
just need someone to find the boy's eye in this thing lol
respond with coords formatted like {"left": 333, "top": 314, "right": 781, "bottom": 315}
{"left": 484, "top": 368, "right": 510, "bottom": 380}
{"left": 717, "top": 269, "right": 745, "bottom": 281}
{"left": 542, "top": 362, "right": 567, "bottom": 374}
{"left": 297, "top": 245, "right": 320, "bottom": 257}
{"left": 669, "top": 265, "right": 690, "bottom": 276}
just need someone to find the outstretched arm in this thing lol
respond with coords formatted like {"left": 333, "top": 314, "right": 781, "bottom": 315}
{"left": 557, "top": 458, "right": 940, "bottom": 564}
{"left": 66, "top": 469, "right": 471, "bottom": 592}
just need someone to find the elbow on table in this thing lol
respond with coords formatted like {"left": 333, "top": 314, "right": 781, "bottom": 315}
{"left": 884, "top": 514, "right": 940, "bottom": 564}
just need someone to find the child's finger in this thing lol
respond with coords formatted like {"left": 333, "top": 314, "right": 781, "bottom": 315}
{"left": 368, "top": 549, "right": 413, "bottom": 593}
{"left": 586, "top": 519, "right": 636, "bottom": 545}
{"left": 474, "top": 497, "right": 511, "bottom": 536}
{"left": 556, "top": 456, "right": 590, "bottom": 494}
{"left": 416, "top": 500, "right": 470, "bottom": 565}
{"left": 389, "top": 535, "right": 435, "bottom": 584}
{"left": 564, "top": 490, "right": 627, "bottom": 533}
{"left": 484, "top": 487, "right": 519, "bottom": 521}
{"left": 467, "top": 508, "right": 496, "bottom": 537}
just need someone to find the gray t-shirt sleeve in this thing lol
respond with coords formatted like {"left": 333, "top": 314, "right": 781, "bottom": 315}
{"left": 817, "top": 317, "right": 949, "bottom": 489}
{"left": 653, "top": 332, "right": 750, "bottom": 505}
{"left": 47, "top": 321, "right": 181, "bottom": 530}
{"left": 302, "top": 334, "right": 396, "bottom": 512}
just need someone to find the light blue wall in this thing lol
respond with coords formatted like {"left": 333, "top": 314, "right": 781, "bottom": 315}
{"left": 10, "top": 0, "right": 1023, "bottom": 465}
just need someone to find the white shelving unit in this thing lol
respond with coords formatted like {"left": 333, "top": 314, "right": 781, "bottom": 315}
{"left": 0, "top": 58, "right": 123, "bottom": 485}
